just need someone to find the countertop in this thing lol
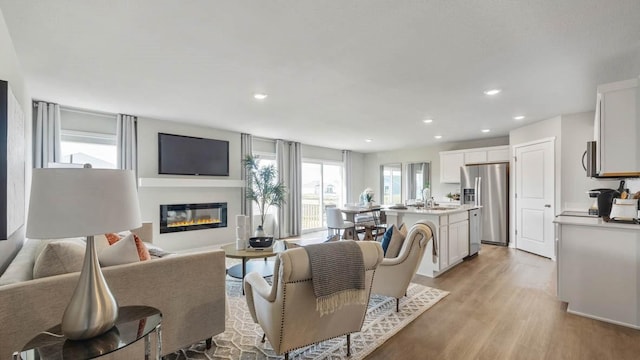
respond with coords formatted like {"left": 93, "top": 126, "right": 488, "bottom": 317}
{"left": 383, "top": 204, "right": 481, "bottom": 215}
{"left": 554, "top": 214, "right": 640, "bottom": 230}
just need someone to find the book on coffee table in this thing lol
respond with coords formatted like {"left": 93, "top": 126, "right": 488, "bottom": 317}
{"left": 246, "top": 246, "right": 274, "bottom": 252}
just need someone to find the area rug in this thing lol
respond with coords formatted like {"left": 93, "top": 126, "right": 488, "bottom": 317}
{"left": 168, "top": 279, "right": 448, "bottom": 360}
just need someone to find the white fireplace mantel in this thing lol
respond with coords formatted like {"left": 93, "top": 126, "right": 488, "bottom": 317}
{"left": 138, "top": 177, "right": 245, "bottom": 188}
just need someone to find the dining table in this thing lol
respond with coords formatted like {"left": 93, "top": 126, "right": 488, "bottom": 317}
{"left": 340, "top": 205, "right": 383, "bottom": 240}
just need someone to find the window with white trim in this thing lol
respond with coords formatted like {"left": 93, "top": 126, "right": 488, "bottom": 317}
{"left": 60, "top": 130, "right": 117, "bottom": 169}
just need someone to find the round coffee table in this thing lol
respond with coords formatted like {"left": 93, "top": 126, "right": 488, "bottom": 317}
{"left": 222, "top": 243, "right": 280, "bottom": 293}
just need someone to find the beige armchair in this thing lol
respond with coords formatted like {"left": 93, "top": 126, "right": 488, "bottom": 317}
{"left": 243, "top": 241, "right": 384, "bottom": 359}
{"left": 372, "top": 220, "right": 434, "bottom": 311}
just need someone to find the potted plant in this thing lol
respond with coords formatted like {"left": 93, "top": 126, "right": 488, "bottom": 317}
{"left": 243, "top": 155, "right": 287, "bottom": 236}
{"left": 360, "top": 188, "right": 375, "bottom": 207}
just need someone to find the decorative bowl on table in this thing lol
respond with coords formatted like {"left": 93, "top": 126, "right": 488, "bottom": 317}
{"left": 249, "top": 236, "right": 274, "bottom": 248}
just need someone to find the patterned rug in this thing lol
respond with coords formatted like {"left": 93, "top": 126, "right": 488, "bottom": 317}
{"left": 168, "top": 278, "right": 449, "bottom": 360}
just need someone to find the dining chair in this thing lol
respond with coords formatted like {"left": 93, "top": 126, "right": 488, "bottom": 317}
{"left": 326, "top": 207, "right": 356, "bottom": 240}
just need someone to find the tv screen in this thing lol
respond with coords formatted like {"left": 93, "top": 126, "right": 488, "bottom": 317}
{"left": 158, "top": 133, "right": 229, "bottom": 176}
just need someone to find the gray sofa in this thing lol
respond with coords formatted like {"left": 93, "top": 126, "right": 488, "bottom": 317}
{"left": 0, "top": 228, "right": 226, "bottom": 359}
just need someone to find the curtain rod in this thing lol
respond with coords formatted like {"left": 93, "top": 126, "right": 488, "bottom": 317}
{"left": 32, "top": 101, "right": 118, "bottom": 119}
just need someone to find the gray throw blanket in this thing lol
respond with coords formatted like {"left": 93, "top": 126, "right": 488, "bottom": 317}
{"left": 303, "top": 241, "right": 367, "bottom": 316}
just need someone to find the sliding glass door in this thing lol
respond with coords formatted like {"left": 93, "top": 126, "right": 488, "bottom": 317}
{"left": 301, "top": 161, "right": 344, "bottom": 232}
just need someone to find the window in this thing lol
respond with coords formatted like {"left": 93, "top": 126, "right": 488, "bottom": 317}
{"left": 250, "top": 153, "right": 277, "bottom": 216}
{"left": 60, "top": 130, "right": 117, "bottom": 169}
{"left": 302, "top": 160, "right": 344, "bottom": 232}
{"left": 381, "top": 163, "right": 402, "bottom": 204}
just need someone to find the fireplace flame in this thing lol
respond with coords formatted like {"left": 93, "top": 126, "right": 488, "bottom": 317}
{"left": 168, "top": 218, "right": 220, "bottom": 227}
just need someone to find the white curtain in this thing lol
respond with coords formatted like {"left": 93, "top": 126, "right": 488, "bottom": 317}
{"left": 34, "top": 101, "right": 62, "bottom": 168}
{"left": 342, "top": 150, "right": 352, "bottom": 204}
{"left": 275, "top": 140, "right": 287, "bottom": 239}
{"left": 116, "top": 114, "right": 137, "bottom": 173}
{"left": 241, "top": 133, "right": 253, "bottom": 224}
{"left": 288, "top": 142, "right": 302, "bottom": 236}
{"left": 275, "top": 140, "right": 302, "bottom": 239}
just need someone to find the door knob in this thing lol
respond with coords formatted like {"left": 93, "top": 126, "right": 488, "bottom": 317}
{"left": 544, "top": 204, "right": 551, "bottom": 208}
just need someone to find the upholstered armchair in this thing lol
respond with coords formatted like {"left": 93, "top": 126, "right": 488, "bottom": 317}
{"left": 243, "top": 241, "right": 384, "bottom": 359}
{"left": 372, "top": 220, "right": 434, "bottom": 311}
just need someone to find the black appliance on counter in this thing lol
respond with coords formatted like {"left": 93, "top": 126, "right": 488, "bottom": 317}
{"left": 597, "top": 189, "right": 619, "bottom": 218}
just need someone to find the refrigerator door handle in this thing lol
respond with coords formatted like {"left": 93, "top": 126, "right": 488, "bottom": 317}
{"left": 475, "top": 177, "right": 482, "bottom": 207}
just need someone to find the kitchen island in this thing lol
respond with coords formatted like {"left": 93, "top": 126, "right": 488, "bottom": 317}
{"left": 554, "top": 214, "right": 640, "bottom": 329}
{"left": 384, "top": 205, "right": 481, "bottom": 278}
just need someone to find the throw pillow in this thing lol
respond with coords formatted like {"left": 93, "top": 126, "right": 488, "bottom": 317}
{"left": 33, "top": 240, "right": 86, "bottom": 279}
{"left": 385, "top": 223, "right": 407, "bottom": 259}
{"left": 93, "top": 234, "right": 111, "bottom": 254}
{"left": 104, "top": 232, "right": 151, "bottom": 261}
{"left": 380, "top": 225, "right": 395, "bottom": 255}
{"left": 99, "top": 233, "right": 150, "bottom": 267}
{"left": 105, "top": 233, "right": 121, "bottom": 245}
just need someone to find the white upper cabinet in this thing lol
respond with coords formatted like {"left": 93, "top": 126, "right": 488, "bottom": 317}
{"left": 440, "top": 151, "right": 464, "bottom": 183}
{"left": 464, "top": 150, "right": 487, "bottom": 164}
{"left": 440, "top": 145, "right": 510, "bottom": 183}
{"left": 594, "top": 78, "right": 640, "bottom": 176}
{"left": 487, "top": 146, "right": 510, "bottom": 162}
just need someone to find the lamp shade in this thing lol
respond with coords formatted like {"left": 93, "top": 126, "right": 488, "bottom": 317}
{"left": 27, "top": 168, "right": 142, "bottom": 239}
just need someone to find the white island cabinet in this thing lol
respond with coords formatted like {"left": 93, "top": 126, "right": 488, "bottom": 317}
{"left": 384, "top": 206, "right": 478, "bottom": 278}
{"left": 555, "top": 215, "right": 640, "bottom": 329}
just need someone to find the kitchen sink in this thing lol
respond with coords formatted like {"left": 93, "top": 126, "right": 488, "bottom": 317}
{"left": 427, "top": 207, "right": 458, "bottom": 211}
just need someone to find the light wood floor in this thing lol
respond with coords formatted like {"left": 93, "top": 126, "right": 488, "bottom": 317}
{"left": 362, "top": 244, "right": 640, "bottom": 360}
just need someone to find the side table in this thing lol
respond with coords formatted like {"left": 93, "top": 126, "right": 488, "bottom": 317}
{"left": 222, "top": 243, "right": 280, "bottom": 294}
{"left": 13, "top": 305, "right": 162, "bottom": 360}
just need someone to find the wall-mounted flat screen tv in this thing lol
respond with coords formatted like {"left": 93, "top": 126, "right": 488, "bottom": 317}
{"left": 158, "top": 133, "right": 229, "bottom": 176}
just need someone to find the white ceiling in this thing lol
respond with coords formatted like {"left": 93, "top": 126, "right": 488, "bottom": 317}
{"left": 1, "top": 0, "right": 639, "bottom": 153}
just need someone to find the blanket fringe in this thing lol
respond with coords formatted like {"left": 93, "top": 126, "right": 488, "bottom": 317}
{"left": 316, "top": 289, "right": 368, "bottom": 316}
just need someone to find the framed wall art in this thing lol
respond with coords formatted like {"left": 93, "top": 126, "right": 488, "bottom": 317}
{"left": 0, "top": 80, "right": 25, "bottom": 240}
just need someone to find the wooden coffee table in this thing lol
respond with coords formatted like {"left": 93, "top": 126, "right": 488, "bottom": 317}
{"left": 222, "top": 243, "right": 280, "bottom": 294}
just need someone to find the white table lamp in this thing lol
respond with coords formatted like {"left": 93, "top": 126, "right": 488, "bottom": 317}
{"left": 26, "top": 166, "right": 142, "bottom": 340}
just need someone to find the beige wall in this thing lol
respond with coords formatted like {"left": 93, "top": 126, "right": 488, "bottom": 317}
{"left": 0, "top": 8, "right": 31, "bottom": 272}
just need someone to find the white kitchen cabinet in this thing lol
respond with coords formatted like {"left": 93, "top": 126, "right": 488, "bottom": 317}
{"left": 440, "top": 151, "right": 464, "bottom": 183}
{"left": 464, "top": 150, "right": 487, "bottom": 164}
{"left": 594, "top": 78, "right": 640, "bottom": 176}
{"left": 441, "top": 145, "right": 510, "bottom": 183}
{"left": 487, "top": 146, "right": 510, "bottom": 162}
{"left": 447, "top": 213, "right": 469, "bottom": 264}
{"left": 385, "top": 208, "right": 475, "bottom": 278}
{"left": 556, "top": 217, "right": 640, "bottom": 329}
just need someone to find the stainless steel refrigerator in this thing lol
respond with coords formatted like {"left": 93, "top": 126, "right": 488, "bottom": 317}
{"left": 460, "top": 163, "right": 509, "bottom": 247}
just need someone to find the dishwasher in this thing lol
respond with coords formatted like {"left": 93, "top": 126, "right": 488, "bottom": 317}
{"left": 466, "top": 208, "right": 481, "bottom": 258}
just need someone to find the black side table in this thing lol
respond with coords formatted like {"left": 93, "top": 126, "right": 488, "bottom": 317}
{"left": 13, "top": 305, "right": 162, "bottom": 360}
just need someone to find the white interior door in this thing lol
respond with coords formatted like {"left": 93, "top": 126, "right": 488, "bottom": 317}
{"left": 514, "top": 139, "right": 555, "bottom": 259}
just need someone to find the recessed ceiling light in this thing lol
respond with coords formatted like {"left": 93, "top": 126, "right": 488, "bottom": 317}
{"left": 483, "top": 89, "right": 502, "bottom": 96}
{"left": 434, "top": 135, "right": 442, "bottom": 139}
{"left": 423, "top": 119, "right": 433, "bottom": 124}
{"left": 481, "top": 129, "right": 491, "bottom": 133}
{"left": 513, "top": 115, "right": 525, "bottom": 120}
{"left": 365, "top": 139, "right": 373, "bottom": 143}
{"left": 253, "top": 93, "right": 268, "bottom": 100}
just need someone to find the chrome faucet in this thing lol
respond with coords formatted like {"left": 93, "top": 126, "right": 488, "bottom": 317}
{"left": 426, "top": 197, "right": 435, "bottom": 209}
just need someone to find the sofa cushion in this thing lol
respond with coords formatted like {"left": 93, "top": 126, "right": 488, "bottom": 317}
{"left": 0, "top": 240, "right": 42, "bottom": 285}
{"left": 385, "top": 223, "right": 407, "bottom": 258}
{"left": 33, "top": 240, "right": 86, "bottom": 279}
{"left": 99, "top": 232, "right": 151, "bottom": 267}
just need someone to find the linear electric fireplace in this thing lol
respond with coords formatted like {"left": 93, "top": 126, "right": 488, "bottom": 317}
{"left": 160, "top": 202, "right": 227, "bottom": 234}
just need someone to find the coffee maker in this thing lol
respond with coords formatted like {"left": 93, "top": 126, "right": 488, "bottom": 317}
{"left": 588, "top": 188, "right": 618, "bottom": 216}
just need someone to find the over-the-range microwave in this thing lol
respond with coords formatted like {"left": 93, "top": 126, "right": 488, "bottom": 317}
{"left": 584, "top": 141, "right": 640, "bottom": 178}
